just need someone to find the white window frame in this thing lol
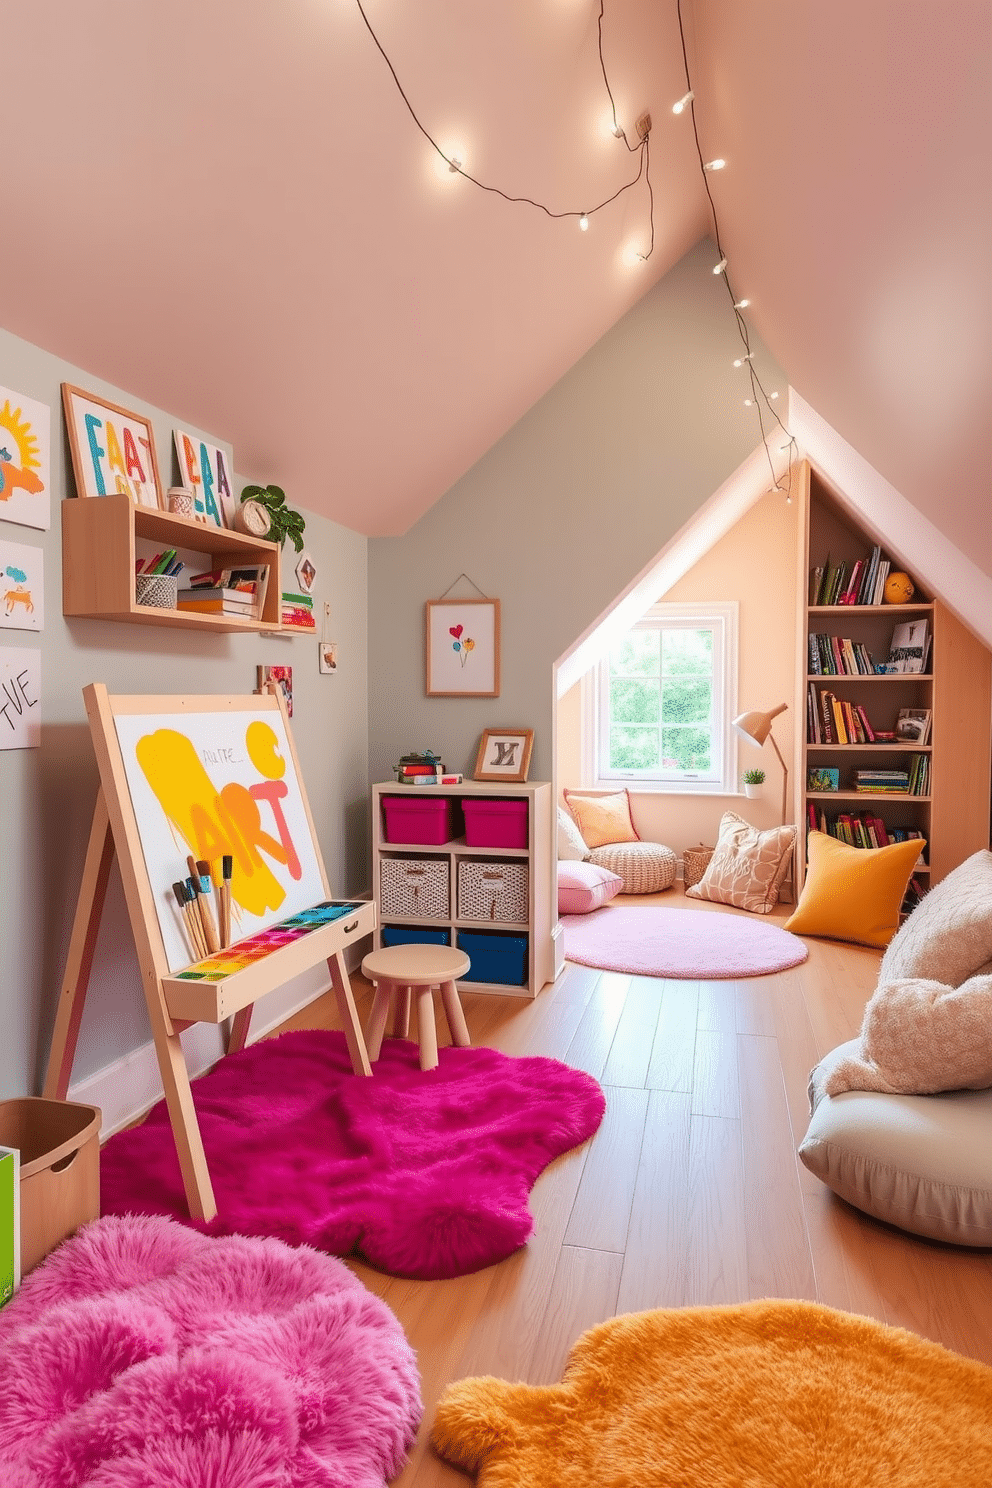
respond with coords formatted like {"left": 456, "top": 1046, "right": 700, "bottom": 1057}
{"left": 583, "top": 601, "right": 739, "bottom": 794}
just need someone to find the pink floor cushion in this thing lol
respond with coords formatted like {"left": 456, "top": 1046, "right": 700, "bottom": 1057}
{"left": 558, "top": 859, "right": 624, "bottom": 914}
{"left": 0, "top": 1213, "right": 422, "bottom": 1487}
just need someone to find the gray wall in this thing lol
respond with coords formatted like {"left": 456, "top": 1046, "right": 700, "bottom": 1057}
{"left": 368, "top": 238, "right": 787, "bottom": 785}
{"left": 0, "top": 328, "right": 368, "bottom": 1097}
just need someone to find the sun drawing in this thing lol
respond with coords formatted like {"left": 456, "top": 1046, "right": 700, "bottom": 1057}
{"left": 0, "top": 399, "right": 44, "bottom": 501}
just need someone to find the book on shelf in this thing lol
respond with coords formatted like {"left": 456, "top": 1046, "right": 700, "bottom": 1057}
{"left": 177, "top": 586, "right": 255, "bottom": 605}
{"left": 887, "top": 618, "right": 929, "bottom": 673}
{"left": 895, "top": 707, "right": 932, "bottom": 744}
{"left": 176, "top": 598, "right": 255, "bottom": 616}
{"left": 810, "top": 546, "right": 894, "bottom": 607}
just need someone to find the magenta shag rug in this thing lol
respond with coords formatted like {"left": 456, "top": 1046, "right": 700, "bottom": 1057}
{"left": 0, "top": 1213, "right": 422, "bottom": 1488}
{"left": 561, "top": 906, "right": 809, "bottom": 978}
{"left": 101, "top": 1030, "right": 605, "bottom": 1280}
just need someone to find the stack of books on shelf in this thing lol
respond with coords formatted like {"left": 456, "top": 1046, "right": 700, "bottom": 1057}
{"left": 853, "top": 768, "right": 909, "bottom": 793}
{"left": 176, "top": 566, "right": 268, "bottom": 618}
{"left": 806, "top": 684, "right": 875, "bottom": 744}
{"left": 807, "top": 806, "right": 925, "bottom": 854}
{"left": 809, "top": 546, "right": 891, "bottom": 607}
{"left": 807, "top": 633, "right": 876, "bottom": 675}
{"left": 281, "top": 591, "right": 316, "bottom": 630}
{"left": 906, "top": 752, "right": 931, "bottom": 796}
{"left": 394, "top": 757, "right": 463, "bottom": 785}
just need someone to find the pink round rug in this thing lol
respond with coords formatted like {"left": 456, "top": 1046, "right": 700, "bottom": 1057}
{"left": 561, "top": 907, "right": 808, "bottom": 978}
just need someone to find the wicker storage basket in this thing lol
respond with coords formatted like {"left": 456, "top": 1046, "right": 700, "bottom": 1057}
{"left": 380, "top": 857, "right": 450, "bottom": 917}
{"left": 682, "top": 844, "right": 715, "bottom": 888}
{"left": 457, "top": 860, "right": 529, "bottom": 923}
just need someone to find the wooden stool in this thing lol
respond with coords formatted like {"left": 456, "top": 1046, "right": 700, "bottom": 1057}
{"left": 361, "top": 943, "right": 472, "bottom": 1071}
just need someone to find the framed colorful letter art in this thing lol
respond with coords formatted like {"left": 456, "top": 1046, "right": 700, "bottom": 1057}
{"left": 0, "top": 385, "right": 50, "bottom": 530}
{"left": 425, "top": 598, "right": 500, "bottom": 697}
{"left": 173, "top": 430, "right": 236, "bottom": 528}
{"left": 61, "top": 385, "right": 163, "bottom": 509}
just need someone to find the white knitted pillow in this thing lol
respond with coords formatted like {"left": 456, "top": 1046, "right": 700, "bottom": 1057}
{"left": 881, "top": 850, "right": 992, "bottom": 987}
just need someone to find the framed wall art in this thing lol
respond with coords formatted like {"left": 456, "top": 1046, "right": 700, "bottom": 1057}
{"left": 173, "top": 429, "right": 236, "bottom": 527}
{"left": 0, "top": 385, "right": 51, "bottom": 530}
{"left": 473, "top": 727, "right": 533, "bottom": 782}
{"left": 425, "top": 598, "right": 500, "bottom": 697}
{"left": 61, "top": 384, "right": 163, "bottom": 508}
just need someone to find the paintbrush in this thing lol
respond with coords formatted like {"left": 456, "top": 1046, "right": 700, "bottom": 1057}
{"left": 194, "top": 859, "right": 221, "bottom": 955}
{"left": 221, "top": 854, "right": 233, "bottom": 948}
{"left": 185, "top": 875, "right": 212, "bottom": 958}
{"left": 173, "top": 880, "right": 206, "bottom": 961}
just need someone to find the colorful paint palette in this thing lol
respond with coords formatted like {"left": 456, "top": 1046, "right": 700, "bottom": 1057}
{"left": 175, "top": 901, "right": 358, "bottom": 980}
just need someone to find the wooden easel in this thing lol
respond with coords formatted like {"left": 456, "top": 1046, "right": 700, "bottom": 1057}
{"left": 44, "top": 683, "right": 374, "bottom": 1223}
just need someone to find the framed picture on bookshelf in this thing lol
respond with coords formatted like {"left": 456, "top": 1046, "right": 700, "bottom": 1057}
{"left": 807, "top": 767, "right": 839, "bottom": 792}
{"left": 473, "top": 727, "right": 533, "bottom": 782}
{"left": 896, "top": 708, "right": 932, "bottom": 744}
{"left": 61, "top": 384, "right": 163, "bottom": 509}
{"left": 887, "top": 618, "right": 929, "bottom": 673}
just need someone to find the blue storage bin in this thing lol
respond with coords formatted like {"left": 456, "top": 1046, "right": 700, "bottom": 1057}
{"left": 458, "top": 930, "right": 528, "bottom": 986}
{"left": 381, "top": 925, "right": 451, "bottom": 948}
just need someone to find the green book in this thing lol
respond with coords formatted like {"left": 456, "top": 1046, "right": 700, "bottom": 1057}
{"left": 0, "top": 1147, "right": 19, "bottom": 1307}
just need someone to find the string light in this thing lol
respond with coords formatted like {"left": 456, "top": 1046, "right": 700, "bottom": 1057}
{"left": 674, "top": 0, "right": 798, "bottom": 496}
{"left": 352, "top": 0, "right": 656, "bottom": 257}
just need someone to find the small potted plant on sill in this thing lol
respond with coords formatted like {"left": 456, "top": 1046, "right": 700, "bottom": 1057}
{"left": 742, "top": 768, "right": 766, "bottom": 799}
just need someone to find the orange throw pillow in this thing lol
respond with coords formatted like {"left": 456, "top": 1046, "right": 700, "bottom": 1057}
{"left": 563, "top": 789, "right": 639, "bottom": 850}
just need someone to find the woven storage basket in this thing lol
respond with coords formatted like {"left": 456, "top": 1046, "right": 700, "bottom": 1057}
{"left": 135, "top": 573, "right": 178, "bottom": 608}
{"left": 457, "top": 860, "right": 529, "bottom": 923}
{"left": 682, "top": 844, "right": 715, "bottom": 888}
{"left": 380, "top": 857, "right": 450, "bottom": 917}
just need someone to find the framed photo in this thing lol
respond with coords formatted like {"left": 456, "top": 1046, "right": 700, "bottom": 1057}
{"left": 318, "top": 641, "right": 337, "bottom": 674}
{"left": 473, "top": 727, "right": 533, "bottom": 782}
{"left": 807, "top": 767, "right": 839, "bottom": 792}
{"left": 173, "top": 429, "right": 236, "bottom": 527}
{"left": 61, "top": 384, "right": 163, "bottom": 509}
{"left": 256, "top": 664, "right": 293, "bottom": 717}
{"left": 425, "top": 598, "right": 500, "bottom": 697}
{"left": 295, "top": 550, "right": 317, "bottom": 594}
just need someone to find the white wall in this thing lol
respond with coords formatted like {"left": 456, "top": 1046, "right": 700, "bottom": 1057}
{"left": 0, "top": 328, "right": 369, "bottom": 1100}
{"left": 367, "top": 238, "right": 787, "bottom": 790}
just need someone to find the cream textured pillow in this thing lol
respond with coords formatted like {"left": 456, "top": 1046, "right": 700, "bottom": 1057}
{"left": 562, "top": 790, "right": 639, "bottom": 850}
{"left": 685, "top": 811, "right": 795, "bottom": 915}
{"left": 880, "top": 849, "right": 992, "bottom": 987}
{"left": 824, "top": 974, "right": 992, "bottom": 1096}
{"left": 557, "top": 806, "right": 590, "bottom": 862}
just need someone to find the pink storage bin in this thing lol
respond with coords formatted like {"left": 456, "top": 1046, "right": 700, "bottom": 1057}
{"left": 382, "top": 794, "right": 456, "bottom": 845}
{"left": 462, "top": 797, "right": 528, "bottom": 849}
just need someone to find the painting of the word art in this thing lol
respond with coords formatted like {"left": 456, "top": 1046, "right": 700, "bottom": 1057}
{"left": 173, "top": 430, "right": 236, "bottom": 528}
{"left": 0, "top": 540, "right": 44, "bottom": 632}
{"left": 61, "top": 384, "right": 163, "bottom": 509}
{"left": 114, "top": 707, "right": 325, "bottom": 972}
{"left": 0, "top": 385, "right": 50, "bottom": 530}
{"left": 0, "top": 647, "right": 41, "bottom": 749}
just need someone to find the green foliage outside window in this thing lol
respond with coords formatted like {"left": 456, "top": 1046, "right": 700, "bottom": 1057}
{"left": 607, "top": 626, "right": 715, "bottom": 775}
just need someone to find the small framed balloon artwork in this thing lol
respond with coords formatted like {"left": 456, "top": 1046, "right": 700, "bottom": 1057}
{"left": 425, "top": 598, "right": 500, "bottom": 697}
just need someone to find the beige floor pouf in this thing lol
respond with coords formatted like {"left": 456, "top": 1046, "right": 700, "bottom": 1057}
{"left": 588, "top": 841, "right": 677, "bottom": 894}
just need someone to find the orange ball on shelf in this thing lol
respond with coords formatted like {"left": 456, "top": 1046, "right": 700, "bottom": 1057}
{"left": 883, "top": 572, "right": 915, "bottom": 604}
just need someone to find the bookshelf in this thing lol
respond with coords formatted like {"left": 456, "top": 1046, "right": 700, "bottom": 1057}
{"left": 795, "top": 462, "right": 991, "bottom": 898}
{"left": 62, "top": 494, "right": 284, "bottom": 633}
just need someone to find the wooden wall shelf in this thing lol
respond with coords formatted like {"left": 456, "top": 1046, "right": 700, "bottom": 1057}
{"left": 62, "top": 494, "right": 283, "bottom": 632}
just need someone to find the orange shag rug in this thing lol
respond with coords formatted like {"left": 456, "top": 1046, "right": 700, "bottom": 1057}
{"left": 431, "top": 1299, "right": 992, "bottom": 1487}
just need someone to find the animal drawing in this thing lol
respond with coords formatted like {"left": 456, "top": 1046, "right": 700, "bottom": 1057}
{"left": 3, "top": 587, "right": 34, "bottom": 615}
{"left": 0, "top": 460, "right": 44, "bottom": 502}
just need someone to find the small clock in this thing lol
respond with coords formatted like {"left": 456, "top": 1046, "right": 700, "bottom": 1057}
{"left": 235, "top": 499, "right": 272, "bottom": 538}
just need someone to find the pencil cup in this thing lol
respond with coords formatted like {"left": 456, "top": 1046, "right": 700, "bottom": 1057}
{"left": 167, "top": 487, "right": 195, "bottom": 518}
{"left": 135, "top": 574, "right": 178, "bottom": 608}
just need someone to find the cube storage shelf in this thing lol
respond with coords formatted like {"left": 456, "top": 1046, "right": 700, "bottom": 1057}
{"left": 796, "top": 462, "right": 992, "bottom": 894}
{"left": 62, "top": 493, "right": 285, "bottom": 632}
{"left": 371, "top": 781, "right": 554, "bottom": 998}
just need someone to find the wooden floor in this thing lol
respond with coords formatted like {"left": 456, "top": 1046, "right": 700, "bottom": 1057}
{"left": 273, "top": 885, "right": 992, "bottom": 1485}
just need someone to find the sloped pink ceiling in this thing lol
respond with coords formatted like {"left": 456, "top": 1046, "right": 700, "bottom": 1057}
{"left": 2, "top": 2, "right": 988, "bottom": 560}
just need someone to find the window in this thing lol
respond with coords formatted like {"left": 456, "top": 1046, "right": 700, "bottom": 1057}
{"left": 592, "top": 603, "right": 738, "bottom": 792}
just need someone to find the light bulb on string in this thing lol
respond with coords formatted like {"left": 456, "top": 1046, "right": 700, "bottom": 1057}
{"left": 770, "top": 391, "right": 780, "bottom": 400}
{"left": 579, "top": 213, "right": 590, "bottom": 232}
{"left": 733, "top": 354, "right": 753, "bottom": 367}
{"left": 672, "top": 91, "right": 694, "bottom": 114}
{"left": 447, "top": 156, "right": 462, "bottom": 174}
{"left": 703, "top": 159, "right": 726, "bottom": 171}
{"left": 733, "top": 299, "right": 750, "bottom": 310}
{"left": 611, "top": 122, "right": 624, "bottom": 138}
{"left": 744, "top": 398, "right": 754, "bottom": 407}
{"left": 713, "top": 258, "right": 727, "bottom": 275}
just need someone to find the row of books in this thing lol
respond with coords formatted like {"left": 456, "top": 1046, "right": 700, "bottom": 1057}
{"left": 807, "top": 807, "right": 926, "bottom": 854}
{"left": 807, "top": 684, "right": 876, "bottom": 744}
{"left": 280, "top": 591, "right": 315, "bottom": 630}
{"left": 808, "top": 633, "right": 875, "bottom": 676}
{"left": 809, "top": 547, "right": 891, "bottom": 607}
{"left": 852, "top": 760, "right": 930, "bottom": 796}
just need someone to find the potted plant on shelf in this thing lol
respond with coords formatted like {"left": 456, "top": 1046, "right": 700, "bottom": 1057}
{"left": 742, "top": 768, "right": 766, "bottom": 799}
{"left": 237, "top": 484, "right": 307, "bottom": 551}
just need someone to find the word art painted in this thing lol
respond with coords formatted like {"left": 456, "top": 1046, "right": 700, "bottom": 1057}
{"left": 173, "top": 430, "right": 236, "bottom": 528}
{"left": 0, "top": 647, "right": 41, "bottom": 749}
{"left": 62, "top": 384, "right": 163, "bottom": 508}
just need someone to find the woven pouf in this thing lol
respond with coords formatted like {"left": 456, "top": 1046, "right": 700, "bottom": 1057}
{"left": 588, "top": 841, "right": 677, "bottom": 894}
